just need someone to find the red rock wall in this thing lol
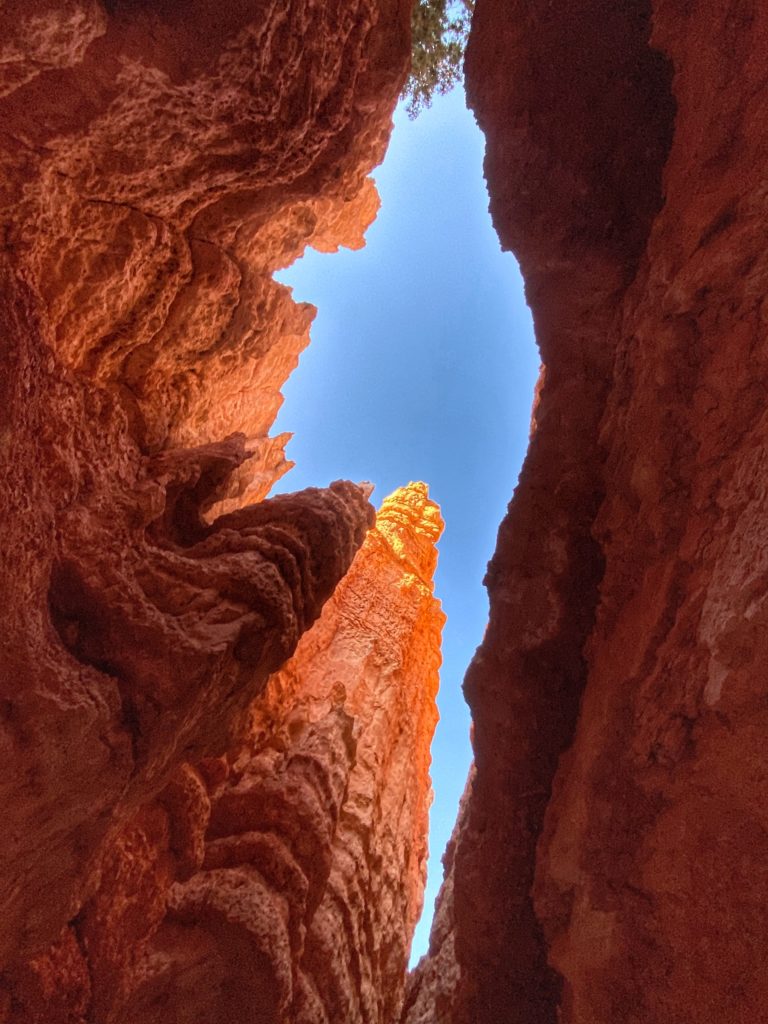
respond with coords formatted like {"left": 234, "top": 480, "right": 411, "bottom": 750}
{"left": 407, "top": 1, "right": 768, "bottom": 1022}
{"left": 6, "top": 1, "right": 765, "bottom": 1021}
{"left": 0, "top": 0, "right": 413, "bottom": 1016}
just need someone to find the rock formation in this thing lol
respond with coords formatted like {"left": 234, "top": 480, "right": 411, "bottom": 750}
{"left": 406, "top": 1, "right": 768, "bottom": 1022}
{"left": 5, "top": 0, "right": 768, "bottom": 1022}
{"left": 1, "top": 481, "right": 443, "bottom": 1023}
{"left": 120, "top": 482, "right": 444, "bottom": 1024}
{"left": 0, "top": 0, "right": 419, "bottom": 1018}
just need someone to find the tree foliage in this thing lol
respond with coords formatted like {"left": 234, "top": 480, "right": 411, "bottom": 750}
{"left": 403, "top": 0, "right": 474, "bottom": 119}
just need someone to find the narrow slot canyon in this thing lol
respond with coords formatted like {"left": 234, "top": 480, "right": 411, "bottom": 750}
{"left": 1, "top": 2, "right": 768, "bottom": 1024}
{"left": 271, "top": 86, "right": 538, "bottom": 963}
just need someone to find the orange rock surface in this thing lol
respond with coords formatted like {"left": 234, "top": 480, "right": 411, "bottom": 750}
{"left": 0, "top": 0, "right": 412, "bottom": 1012}
{"left": 118, "top": 483, "right": 444, "bottom": 1024}
{"left": 407, "top": 1, "right": 768, "bottom": 1023}
{"left": 1, "top": 484, "right": 444, "bottom": 1023}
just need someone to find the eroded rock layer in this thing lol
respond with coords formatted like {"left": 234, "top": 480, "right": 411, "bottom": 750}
{"left": 1, "top": 484, "right": 444, "bottom": 1024}
{"left": 0, "top": 0, "right": 413, "bottom": 1012}
{"left": 408, "top": 1, "right": 768, "bottom": 1022}
{"left": 126, "top": 482, "right": 444, "bottom": 1024}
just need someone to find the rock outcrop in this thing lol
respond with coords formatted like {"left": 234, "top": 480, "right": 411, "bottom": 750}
{"left": 120, "top": 482, "right": 444, "bottom": 1024}
{"left": 407, "top": 1, "right": 768, "bottom": 1023}
{"left": 5, "top": 0, "right": 768, "bottom": 1021}
{"left": 0, "top": 0, "right": 414, "bottom": 1015}
{"left": 1, "top": 483, "right": 443, "bottom": 1023}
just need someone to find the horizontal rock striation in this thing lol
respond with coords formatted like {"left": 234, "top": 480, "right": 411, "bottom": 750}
{"left": 0, "top": 0, "right": 411, "bottom": 1008}
{"left": 408, "top": 1, "right": 768, "bottom": 1022}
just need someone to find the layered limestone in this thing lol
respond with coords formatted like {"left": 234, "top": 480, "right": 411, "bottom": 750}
{"left": 0, "top": 0, "right": 412, "bottom": 1009}
{"left": 407, "top": 1, "right": 768, "bottom": 1023}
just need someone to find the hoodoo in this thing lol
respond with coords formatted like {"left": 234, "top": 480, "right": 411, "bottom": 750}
{"left": 2, "top": 1, "right": 768, "bottom": 1023}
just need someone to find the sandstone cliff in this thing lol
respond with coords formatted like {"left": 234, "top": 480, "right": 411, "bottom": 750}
{"left": 407, "top": 1, "right": 768, "bottom": 1022}
{"left": 0, "top": 0, "right": 414, "bottom": 1015}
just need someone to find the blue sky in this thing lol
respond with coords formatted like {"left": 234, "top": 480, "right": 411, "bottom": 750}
{"left": 273, "top": 85, "right": 538, "bottom": 960}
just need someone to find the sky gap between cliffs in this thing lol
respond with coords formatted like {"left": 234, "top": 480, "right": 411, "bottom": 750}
{"left": 273, "top": 85, "right": 539, "bottom": 960}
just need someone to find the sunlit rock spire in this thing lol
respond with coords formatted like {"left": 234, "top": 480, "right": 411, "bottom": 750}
{"left": 104, "top": 485, "right": 446, "bottom": 1024}
{"left": 376, "top": 481, "right": 444, "bottom": 581}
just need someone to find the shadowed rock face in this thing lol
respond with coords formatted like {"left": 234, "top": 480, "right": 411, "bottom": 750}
{"left": 407, "top": 1, "right": 768, "bottom": 1023}
{"left": 0, "top": 0, "right": 408, "bottom": 1005}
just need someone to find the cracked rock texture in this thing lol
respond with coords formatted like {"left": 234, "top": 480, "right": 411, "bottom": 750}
{"left": 406, "top": 1, "right": 768, "bottom": 1023}
{"left": 0, "top": 0, "right": 413, "bottom": 1015}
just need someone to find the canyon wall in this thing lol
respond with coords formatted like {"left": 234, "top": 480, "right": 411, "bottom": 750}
{"left": 407, "top": 1, "right": 768, "bottom": 1022}
{"left": 4, "top": 1, "right": 768, "bottom": 1022}
{"left": 0, "top": 1, "right": 440, "bottom": 1021}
